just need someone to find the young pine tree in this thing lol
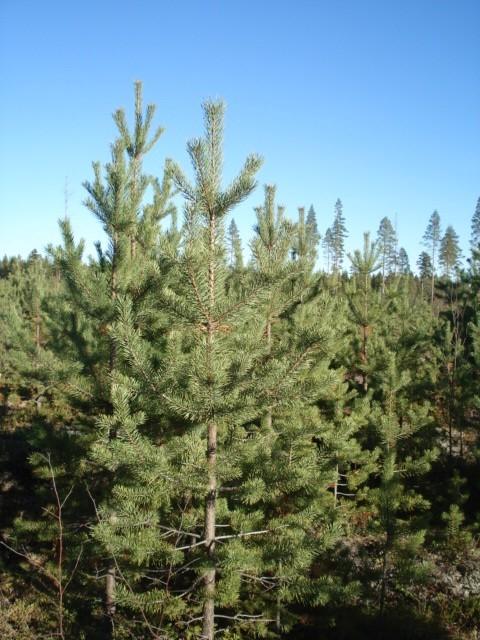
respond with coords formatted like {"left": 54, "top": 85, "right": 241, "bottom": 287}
{"left": 346, "top": 233, "right": 382, "bottom": 393}
{"left": 251, "top": 184, "right": 295, "bottom": 384}
{"left": 166, "top": 100, "right": 266, "bottom": 639}
{"left": 163, "top": 103, "right": 359, "bottom": 639}
{"left": 250, "top": 187, "right": 374, "bottom": 634}
{"left": 55, "top": 81, "right": 172, "bottom": 633}
{"left": 0, "top": 256, "right": 95, "bottom": 638}
{"left": 366, "top": 354, "right": 436, "bottom": 616}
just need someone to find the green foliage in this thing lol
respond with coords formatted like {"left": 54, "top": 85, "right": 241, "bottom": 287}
{"left": 417, "top": 251, "right": 433, "bottom": 279}
{"left": 376, "top": 216, "right": 397, "bottom": 279}
{"left": 330, "top": 199, "right": 347, "bottom": 274}
{"left": 440, "top": 225, "right": 462, "bottom": 278}
{"left": 398, "top": 247, "right": 410, "bottom": 275}
{"left": 471, "top": 197, "right": 480, "bottom": 250}
{"left": 423, "top": 210, "right": 442, "bottom": 269}
{"left": 1, "top": 86, "right": 479, "bottom": 640}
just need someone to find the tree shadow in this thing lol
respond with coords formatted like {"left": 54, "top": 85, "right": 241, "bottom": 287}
{"left": 286, "top": 604, "right": 454, "bottom": 640}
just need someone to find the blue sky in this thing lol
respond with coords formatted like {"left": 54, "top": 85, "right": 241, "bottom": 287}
{"left": 0, "top": 0, "right": 479, "bottom": 268}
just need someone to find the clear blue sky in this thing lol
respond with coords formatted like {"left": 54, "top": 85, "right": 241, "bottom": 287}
{"left": 0, "top": 0, "right": 479, "bottom": 268}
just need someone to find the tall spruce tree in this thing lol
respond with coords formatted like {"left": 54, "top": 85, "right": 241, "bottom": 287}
{"left": 227, "top": 218, "right": 243, "bottom": 269}
{"left": 292, "top": 206, "right": 319, "bottom": 264}
{"left": 306, "top": 203, "right": 319, "bottom": 232}
{"left": 417, "top": 252, "right": 432, "bottom": 279}
{"left": 291, "top": 207, "right": 306, "bottom": 262}
{"left": 322, "top": 227, "right": 333, "bottom": 273}
{"left": 422, "top": 210, "right": 441, "bottom": 304}
{"left": 398, "top": 247, "right": 410, "bottom": 275}
{"left": 440, "top": 225, "right": 462, "bottom": 279}
{"left": 471, "top": 197, "right": 480, "bottom": 250}
{"left": 331, "top": 199, "right": 347, "bottom": 275}
{"left": 306, "top": 204, "right": 320, "bottom": 256}
{"left": 377, "top": 217, "right": 397, "bottom": 289}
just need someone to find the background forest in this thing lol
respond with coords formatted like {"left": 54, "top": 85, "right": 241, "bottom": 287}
{"left": 0, "top": 85, "right": 479, "bottom": 640}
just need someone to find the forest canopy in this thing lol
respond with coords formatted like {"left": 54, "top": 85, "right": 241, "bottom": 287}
{"left": 0, "top": 84, "right": 479, "bottom": 640}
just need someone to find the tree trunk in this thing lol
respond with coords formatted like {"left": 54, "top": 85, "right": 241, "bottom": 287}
{"left": 448, "top": 383, "right": 453, "bottom": 459}
{"left": 430, "top": 245, "right": 435, "bottom": 306}
{"left": 202, "top": 420, "right": 217, "bottom": 640}
{"left": 265, "top": 317, "right": 272, "bottom": 430}
{"left": 105, "top": 230, "right": 118, "bottom": 630}
{"left": 202, "top": 211, "right": 217, "bottom": 639}
{"left": 379, "top": 545, "right": 389, "bottom": 616}
{"left": 34, "top": 314, "right": 41, "bottom": 352}
{"left": 361, "top": 324, "right": 369, "bottom": 392}
{"left": 106, "top": 562, "right": 116, "bottom": 618}
{"left": 276, "top": 560, "right": 282, "bottom": 634}
{"left": 333, "top": 464, "right": 339, "bottom": 507}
